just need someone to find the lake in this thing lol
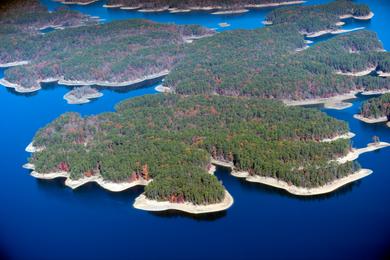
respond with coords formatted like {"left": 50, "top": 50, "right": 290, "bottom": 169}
{"left": 0, "top": 0, "right": 389, "bottom": 259}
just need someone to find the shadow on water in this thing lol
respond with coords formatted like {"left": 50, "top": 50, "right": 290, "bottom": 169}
{"left": 215, "top": 165, "right": 363, "bottom": 202}
{"left": 149, "top": 209, "right": 227, "bottom": 222}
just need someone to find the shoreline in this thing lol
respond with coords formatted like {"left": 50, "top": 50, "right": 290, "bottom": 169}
{"left": 212, "top": 9, "right": 249, "bottom": 15}
{"left": 340, "top": 12, "right": 374, "bottom": 20}
{"left": 104, "top": 1, "right": 305, "bottom": 13}
{"left": 133, "top": 190, "right": 233, "bottom": 214}
{"left": 305, "top": 27, "right": 364, "bottom": 38}
{"left": 25, "top": 142, "right": 45, "bottom": 153}
{"left": 283, "top": 91, "right": 359, "bottom": 110}
{"left": 320, "top": 132, "right": 355, "bottom": 142}
{"left": 335, "top": 66, "right": 376, "bottom": 77}
{"left": 336, "top": 142, "right": 390, "bottom": 164}
{"left": 361, "top": 89, "right": 390, "bottom": 96}
{"left": 0, "top": 61, "right": 29, "bottom": 68}
{"left": 57, "top": 0, "right": 99, "bottom": 5}
{"left": 353, "top": 114, "right": 388, "bottom": 126}
{"left": 155, "top": 85, "right": 173, "bottom": 93}
{"left": 377, "top": 71, "right": 390, "bottom": 77}
{"left": 1, "top": 70, "right": 169, "bottom": 94}
{"left": 211, "top": 159, "right": 374, "bottom": 196}
{"left": 63, "top": 90, "right": 104, "bottom": 104}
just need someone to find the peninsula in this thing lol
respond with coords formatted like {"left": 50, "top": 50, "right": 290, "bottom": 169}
{"left": 26, "top": 94, "right": 362, "bottom": 212}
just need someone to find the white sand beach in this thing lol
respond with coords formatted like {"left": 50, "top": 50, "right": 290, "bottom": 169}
{"left": 321, "top": 132, "right": 355, "bottom": 142}
{"left": 155, "top": 85, "right": 173, "bottom": 93}
{"left": 0, "top": 61, "right": 29, "bottom": 68}
{"left": 133, "top": 190, "right": 233, "bottom": 214}
{"left": 335, "top": 66, "right": 376, "bottom": 76}
{"left": 212, "top": 9, "right": 249, "bottom": 15}
{"left": 283, "top": 91, "right": 359, "bottom": 110}
{"left": 336, "top": 142, "right": 390, "bottom": 164}
{"left": 353, "top": 114, "right": 388, "bottom": 124}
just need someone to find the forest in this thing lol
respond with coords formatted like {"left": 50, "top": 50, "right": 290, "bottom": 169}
{"left": 359, "top": 94, "right": 390, "bottom": 119}
{"left": 165, "top": 27, "right": 390, "bottom": 100}
{"left": 265, "top": 0, "right": 370, "bottom": 34}
{"left": 0, "top": 0, "right": 212, "bottom": 91}
{"left": 29, "top": 94, "right": 358, "bottom": 204}
{"left": 105, "top": 0, "right": 300, "bottom": 9}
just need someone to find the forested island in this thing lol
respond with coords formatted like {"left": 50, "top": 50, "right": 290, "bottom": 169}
{"left": 354, "top": 93, "right": 390, "bottom": 126}
{"left": 100, "top": 0, "right": 304, "bottom": 13}
{"left": 0, "top": 0, "right": 213, "bottom": 93}
{"left": 26, "top": 93, "right": 374, "bottom": 211}
{"left": 264, "top": 0, "right": 373, "bottom": 36}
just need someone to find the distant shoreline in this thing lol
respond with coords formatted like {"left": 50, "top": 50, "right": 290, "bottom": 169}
{"left": 1, "top": 70, "right": 169, "bottom": 94}
{"left": 101, "top": 1, "right": 305, "bottom": 13}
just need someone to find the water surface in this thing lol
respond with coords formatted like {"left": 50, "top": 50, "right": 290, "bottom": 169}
{"left": 0, "top": 0, "right": 390, "bottom": 259}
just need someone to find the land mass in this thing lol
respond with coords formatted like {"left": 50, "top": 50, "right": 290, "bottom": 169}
{"left": 63, "top": 86, "right": 103, "bottom": 104}
{"left": 355, "top": 93, "right": 390, "bottom": 126}
{"left": 26, "top": 94, "right": 359, "bottom": 212}
{"left": 0, "top": 0, "right": 213, "bottom": 93}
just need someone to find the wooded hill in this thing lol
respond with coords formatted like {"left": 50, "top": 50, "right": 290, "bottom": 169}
{"left": 29, "top": 94, "right": 358, "bottom": 204}
{"left": 165, "top": 27, "right": 390, "bottom": 100}
{"left": 360, "top": 93, "right": 390, "bottom": 119}
{"left": 1, "top": 17, "right": 212, "bottom": 90}
{"left": 265, "top": 0, "right": 370, "bottom": 34}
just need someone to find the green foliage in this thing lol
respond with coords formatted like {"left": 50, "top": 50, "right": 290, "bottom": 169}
{"left": 360, "top": 93, "right": 390, "bottom": 119}
{"left": 30, "top": 94, "right": 355, "bottom": 204}
{"left": 266, "top": 0, "right": 370, "bottom": 33}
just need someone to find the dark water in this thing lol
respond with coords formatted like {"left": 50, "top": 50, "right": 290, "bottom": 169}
{"left": 1, "top": 0, "right": 389, "bottom": 259}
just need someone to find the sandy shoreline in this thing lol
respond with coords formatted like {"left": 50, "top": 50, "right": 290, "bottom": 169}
{"left": 361, "top": 89, "right": 390, "bottom": 96}
{"left": 104, "top": 1, "right": 305, "bottom": 13}
{"left": 133, "top": 190, "right": 233, "bottom": 214}
{"left": 321, "top": 132, "right": 355, "bottom": 142}
{"left": 305, "top": 27, "right": 364, "bottom": 38}
{"left": 211, "top": 159, "right": 373, "bottom": 196}
{"left": 58, "top": 0, "right": 98, "bottom": 5}
{"left": 353, "top": 114, "right": 388, "bottom": 124}
{"left": 340, "top": 12, "right": 374, "bottom": 20}
{"left": 212, "top": 9, "right": 249, "bottom": 15}
{"left": 336, "top": 142, "right": 390, "bottom": 164}
{"left": 377, "top": 71, "right": 390, "bottom": 77}
{"left": 25, "top": 142, "right": 45, "bottom": 153}
{"left": 155, "top": 85, "right": 173, "bottom": 93}
{"left": 0, "top": 61, "right": 29, "bottom": 68}
{"left": 283, "top": 91, "right": 359, "bottom": 110}
{"left": 1, "top": 70, "right": 169, "bottom": 94}
{"left": 335, "top": 66, "right": 376, "bottom": 77}
{"left": 63, "top": 90, "right": 103, "bottom": 104}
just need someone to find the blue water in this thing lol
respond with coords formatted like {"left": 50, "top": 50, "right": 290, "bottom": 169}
{"left": 1, "top": 0, "right": 390, "bottom": 259}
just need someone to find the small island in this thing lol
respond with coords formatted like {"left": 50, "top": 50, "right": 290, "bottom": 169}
{"left": 63, "top": 86, "right": 103, "bottom": 104}
{"left": 354, "top": 93, "right": 390, "bottom": 126}
{"left": 25, "top": 94, "right": 372, "bottom": 213}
